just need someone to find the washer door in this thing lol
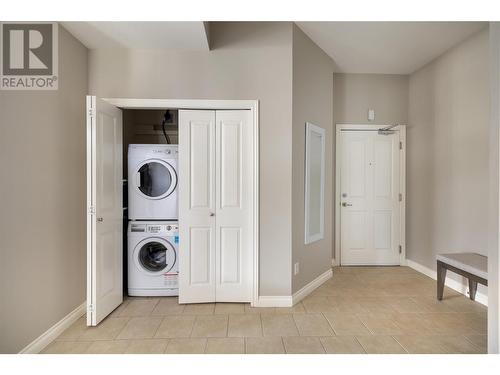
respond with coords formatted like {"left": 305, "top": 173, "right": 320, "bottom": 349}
{"left": 134, "top": 159, "right": 177, "bottom": 200}
{"left": 134, "top": 238, "right": 176, "bottom": 275}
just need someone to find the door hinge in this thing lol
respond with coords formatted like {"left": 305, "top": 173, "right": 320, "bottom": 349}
{"left": 88, "top": 206, "right": 96, "bottom": 214}
{"left": 399, "top": 245, "right": 402, "bottom": 254}
{"left": 88, "top": 108, "right": 95, "bottom": 118}
{"left": 399, "top": 193, "right": 403, "bottom": 202}
{"left": 399, "top": 141, "right": 403, "bottom": 150}
{"left": 88, "top": 304, "right": 94, "bottom": 312}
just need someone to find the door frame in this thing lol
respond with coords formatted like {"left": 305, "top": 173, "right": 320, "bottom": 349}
{"left": 334, "top": 123, "right": 406, "bottom": 266}
{"left": 101, "top": 98, "right": 260, "bottom": 306}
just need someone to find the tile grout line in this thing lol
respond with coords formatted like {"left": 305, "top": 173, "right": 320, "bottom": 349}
{"left": 150, "top": 315, "right": 164, "bottom": 340}
{"left": 391, "top": 335, "right": 409, "bottom": 353}
{"left": 188, "top": 315, "right": 199, "bottom": 338}
{"left": 353, "top": 336, "right": 367, "bottom": 354}
{"left": 321, "top": 312, "right": 338, "bottom": 335}
{"left": 318, "top": 336, "right": 327, "bottom": 354}
{"left": 462, "top": 334, "right": 486, "bottom": 353}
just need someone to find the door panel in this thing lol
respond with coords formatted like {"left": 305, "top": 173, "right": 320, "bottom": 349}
{"left": 220, "top": 122, "right": 241, "bottom": 209}
{"left": 86, "top": 95, "right": 123, "bottom": 325}
{"left": 189, "top": 227, "right": 212, "bottom": 284}
{"left": 220, "top": 227, "right": 241, "bottom": 283}
{"left": 340, "top": 130, "right": 400, "bottom": 265}
{"left": 179, "top": 110, "right": 216, "bottom": 303}
{"left": 215, "top": 110, "right": 253, "bottom": 302}
{"left": 190, "top": 121, "right": 213, "bottom": 209}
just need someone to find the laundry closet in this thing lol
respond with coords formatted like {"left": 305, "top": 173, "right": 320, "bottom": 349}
{"left": 86, "top": 97, "right": 258, "bottom": 326}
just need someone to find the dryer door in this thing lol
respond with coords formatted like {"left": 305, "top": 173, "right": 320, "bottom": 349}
{"left": 134, "top": 159, "right": 177, "bottom": 200}
{"left": 134, "top": 238, "right": 176, "bottom": 275}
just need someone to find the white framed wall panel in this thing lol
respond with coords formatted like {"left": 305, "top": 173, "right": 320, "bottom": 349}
{"left": 304, "top": 122, "right": 326, "bottom": 244}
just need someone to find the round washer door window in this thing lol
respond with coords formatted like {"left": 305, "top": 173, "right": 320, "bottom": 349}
{"left": 136, "top": 239, "right": 176, "bottom": 274}
{"left": 136, "top": 160, "right": 177, "bottom": 199}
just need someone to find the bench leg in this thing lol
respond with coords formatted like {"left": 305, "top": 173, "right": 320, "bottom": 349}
{"left": 468, "top": 279, "right": 478, "bottom": 301}
{"left": 437, "top": 261, "right": 447, "bottom": 301}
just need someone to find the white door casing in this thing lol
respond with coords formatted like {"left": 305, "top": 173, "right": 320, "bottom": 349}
{"left": 179, "top": 110, "right": 254, "bottom": 303}
{"left": 337, "top": 126, "right": 404, "bottom": 265}
{"left": 86, "top": 96, "right": 123, "bottom": 325}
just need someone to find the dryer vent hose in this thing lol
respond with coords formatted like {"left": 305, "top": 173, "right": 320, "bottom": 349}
{"left": 162, "top": 110, "right": 172, "bottom": 144}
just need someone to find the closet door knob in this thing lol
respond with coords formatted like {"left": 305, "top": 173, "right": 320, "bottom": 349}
{"left": 210, "top": 212, "right": 215, "bottom": 217}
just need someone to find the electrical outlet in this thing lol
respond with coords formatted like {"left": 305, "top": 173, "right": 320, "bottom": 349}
{"left": 368, "top": 109, "right": 375, "bottom": 121}
{"left": 294, "top": 262, "right": 300, "bottom": 275}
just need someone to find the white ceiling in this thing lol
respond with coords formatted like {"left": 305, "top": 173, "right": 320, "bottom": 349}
{"left": 62, "top": 21, "right": 487, "bottom": 74}
{"left": 61, "top": 22, "right": 210, "bottom": 50}
{"left": 296, "top": 22, "right": 487, "bottom": 74}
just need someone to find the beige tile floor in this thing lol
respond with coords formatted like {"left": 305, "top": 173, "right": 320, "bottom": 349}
{"left": 42, "top": 266, "right": 487, "bottom": 354}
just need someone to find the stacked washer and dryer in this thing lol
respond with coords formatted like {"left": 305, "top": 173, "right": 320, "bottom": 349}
{"left": 127, "top": 144, "right": 179, "bottom": 296}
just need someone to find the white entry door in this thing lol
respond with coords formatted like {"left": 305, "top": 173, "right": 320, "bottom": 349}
{"left": 178, "top": 110, "right": 254, "bottom": 303}
{"left": 339, "top": 129, "right": 402, "bottom": 265}
{"left": 86, "top": 96, "right": 123, "bottom": 325}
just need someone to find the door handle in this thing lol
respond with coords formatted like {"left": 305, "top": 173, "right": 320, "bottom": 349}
{"left": 342, "top": 202, "right": 352, "bottom": 207}
{"left": 97, "top": 217, "right": 104, "bottom": 222}
{"left": 210, "top": 212, "right": 215, "bottom": 217}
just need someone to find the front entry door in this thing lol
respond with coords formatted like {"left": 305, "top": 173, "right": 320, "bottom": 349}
{"left": 86, "top": 96, "right": 123, "bottom": 325}
{"left": 339, "top": 129, "right": 402, "bottom": 265}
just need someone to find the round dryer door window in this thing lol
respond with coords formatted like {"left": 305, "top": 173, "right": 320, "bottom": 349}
{"left": 136, "top": 160, "right": 177, "bottom": 199}
{"left": 137, "top": 240, "right": 176, "bottom": 274}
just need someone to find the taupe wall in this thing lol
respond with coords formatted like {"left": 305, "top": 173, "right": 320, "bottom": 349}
{"left": 0, "top": 26, "right": 88, "bottom": 353}
{"left": 291, "top": 25, "right": 335, "bottom": 293}
{"left": 333, "top": 73, "right": 409, "bottom": 125}
{"left": 89, "top": 22, "right": 294, "bottom": 296}
{"left": 407, "top": 29, "right": 489, "bottom": 288}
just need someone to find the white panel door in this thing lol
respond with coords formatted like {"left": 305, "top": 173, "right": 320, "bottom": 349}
{"left": 178, "top": 109, "right": 254, "bottom": 303}
{"left": 86, "top": 96, "right": 123, "bottom": 325}
{"left": 178, "top": 110, "right": 217, "bottom": 303}
{"left": 340, "top": 130, "right": 400, "bottom": 265}
{"left": 215, "top": 110, "right": 253, "bottom": 302}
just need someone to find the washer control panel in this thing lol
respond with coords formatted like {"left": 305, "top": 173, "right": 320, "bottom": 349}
{"left": 130, "top": 223, "right": 178, "bottom": 235}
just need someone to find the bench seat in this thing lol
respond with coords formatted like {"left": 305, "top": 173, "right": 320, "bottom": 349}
{"left": 436, "top": 252, "right": 488, "bottom": 301}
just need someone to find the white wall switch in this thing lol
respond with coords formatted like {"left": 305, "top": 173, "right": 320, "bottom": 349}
{"left": 368, "top": 109, "right": 375, "bottom": 121}
{"left": 294, "top": 262, "right": 300, "bottom": 275}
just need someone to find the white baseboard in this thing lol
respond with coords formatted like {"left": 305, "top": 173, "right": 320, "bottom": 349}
{"left": 20, "top": 302, "right": 86, "bottom": 354}
{"left": 406, "top": 259, "right": 488, "bottom": 306}
{"left": 292, "top": 268, "right": 333, "bottom": 305}
{"left": 253, "top": 296, "right": 293, "bottom": 307}
{"left": 253, "top": 268, "right": 333, "bottom": 307}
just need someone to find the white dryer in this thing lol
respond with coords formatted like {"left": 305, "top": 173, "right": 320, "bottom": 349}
{"left": 128, "top": 221, "right": 179, "bottom": 297}
{"left": 128, "top": 144, "right": 178, "bottom": 220}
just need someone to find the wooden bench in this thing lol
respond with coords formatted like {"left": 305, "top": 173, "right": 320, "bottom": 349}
{"left": 436, "top": 252, "right": 488, "bottom": 301}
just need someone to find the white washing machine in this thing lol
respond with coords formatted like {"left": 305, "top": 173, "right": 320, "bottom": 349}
{"left": 128, "top": 144, "right": 178, "bottom": 220}
{"left": 128, "top": 221, "right": 179, "bottom": 297}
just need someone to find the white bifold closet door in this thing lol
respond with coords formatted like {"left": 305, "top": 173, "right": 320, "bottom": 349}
{"left": 86, "top": 96, "right": 123, "bottom": 325}
{"left": 179, "top": 110, "right": 253, "bottom": 303}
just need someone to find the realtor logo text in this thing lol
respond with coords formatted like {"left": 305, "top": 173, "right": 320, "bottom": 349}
{"left": 1, "top": 22, "right": 58, "bottom": 90}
